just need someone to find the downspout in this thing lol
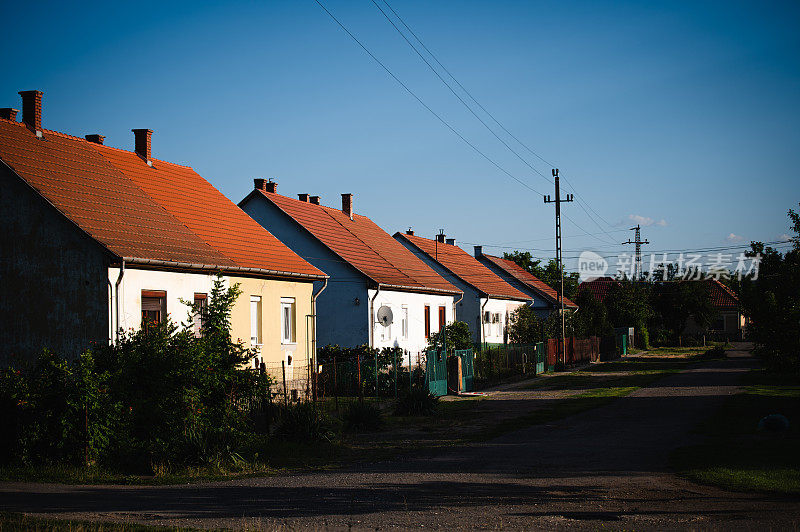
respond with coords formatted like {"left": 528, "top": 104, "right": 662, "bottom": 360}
{"left": 107, "top": 279, "right": 113, "bottom": 343}
{"left": 452, "top": 292, "right": 463, "bottom": 323}
{"left": 310, "top": 278, "right": 328, "bottom": 400}
{"left": 114, "top": 259, "right": 125, "bottom": 342}
{"left": 480, "top": 296, "right": 489, "bottom": 348}
{"left": 369, "top": 284, "right": 382, "bottom": 349}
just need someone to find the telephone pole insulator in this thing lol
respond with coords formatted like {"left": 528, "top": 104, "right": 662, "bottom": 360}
{"left": 622, "top": 224, "right": 650, "bottom": 280}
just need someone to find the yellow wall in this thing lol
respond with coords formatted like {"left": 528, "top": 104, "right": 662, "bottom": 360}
{"left": 228, "top": 276, "right": 314, "bottom": 367}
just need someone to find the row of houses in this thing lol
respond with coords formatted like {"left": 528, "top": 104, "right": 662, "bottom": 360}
{"left": 0, "top": 90, "right": 574, "bottom": 370}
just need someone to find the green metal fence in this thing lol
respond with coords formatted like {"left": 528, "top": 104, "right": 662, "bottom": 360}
{"left": 456, "top": 349, "right": 474, "bottom": 392}
{"left": 426, "top": 349, "right": 448, "bottom": 397}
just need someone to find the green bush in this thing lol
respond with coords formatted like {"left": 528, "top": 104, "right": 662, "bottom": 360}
{"left": 394, "top": 387, "right": 438, "bottom": 416}
{"left": 274, "top": 402, "right": 338, "bottom": 443}
{"left": 0, "top": 275, "right": 273, "bottom": 473}
{"left": 343, "top": 401, "right": 384, "bottom": 432}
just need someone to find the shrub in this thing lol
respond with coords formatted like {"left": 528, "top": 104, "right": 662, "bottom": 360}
{"left": 703, "top": 345, "right": 726, "bottom": 359}
{"left": 394, "top": 387, "right": 438, "bottom": 416}
{"left": 343, "top": 401, "right": 384, "bottom": 432}
{"left": 274, "top": 402, "right": 338, "bottom": 443}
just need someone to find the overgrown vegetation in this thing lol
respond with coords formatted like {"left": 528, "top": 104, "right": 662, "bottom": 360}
{"left": 394, "top": 387, "right": 439, "bottom": 416}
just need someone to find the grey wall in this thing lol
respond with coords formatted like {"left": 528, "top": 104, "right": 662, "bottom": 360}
{"left": 0, "top": 165, "right": 110, "bottom": 364}
{"left": 393, "top": 237, "right": 484, "bottom": 344}
{"left": 240, "top": 195, "right": 369, "bottom": 348}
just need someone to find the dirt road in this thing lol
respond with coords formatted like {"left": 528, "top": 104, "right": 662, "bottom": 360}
{"left": 2, "top": 345, "right": 798, "bottom": 530}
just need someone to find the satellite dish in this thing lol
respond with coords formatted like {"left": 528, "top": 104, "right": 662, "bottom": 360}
{"left": 376, "top": 305, "right": 393, "bottom": 327}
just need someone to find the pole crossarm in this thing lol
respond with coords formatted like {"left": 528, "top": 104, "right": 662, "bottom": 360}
{"left": 544, "top": 169, "right": 573, "bottom": 365}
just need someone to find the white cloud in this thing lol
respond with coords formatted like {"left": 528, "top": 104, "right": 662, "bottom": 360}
{"left": 778, "top": 233, "right": 793, "bottom": 242}
{"left": 618, "top": 214, "right": 668, "bottom": 227}
{"left": 725, "top": 233, "right": 744, "bottom": 243}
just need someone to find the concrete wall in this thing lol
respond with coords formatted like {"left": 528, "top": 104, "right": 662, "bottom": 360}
{"left": 0, "top": 165, "right": 110, "bottom": 363}
{"left": 108, "top": 266, "right": 314, "bottom": 366}
{"left": 240, "top": 195, "right": 370, "bottom": 348}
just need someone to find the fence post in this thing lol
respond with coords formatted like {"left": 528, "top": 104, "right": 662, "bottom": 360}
{"left": 333, "top": 356, "right": 339, "bottom": 412}
{"left": 394, "top": 348, "right": 398, "bottom": 398}
{"left": 409, "top": 351, "right": 413, "bottom": 394}
{"left": 281, "top": 360, "right": 288, "bottom": 406}
{"left": 375, "top": 349, "right": 379, "bottom": 399}
{"left": 357, "top": 352, "right": 363, "bottom": 403}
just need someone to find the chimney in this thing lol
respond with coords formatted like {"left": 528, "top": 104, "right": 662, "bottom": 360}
{"left": 435, "top": 231, "right": 446, "bottom": 243}
{"left": 309, "top": 195, "right": 320, "bottom": 205}
{"left": 18, "top": 90, "right": 42, "bottom": 134}
{"left": 341, "top": 193, "right": 353, "bottom": 220}
{"left": 406, "top": 228, "right": 414, "bottom": 236}
{"left": 446, "top": 238, "right": 455, "bottom": 246}
{"left": 132, "top": 128, "right": 152, "bottom": 164}
{"left": 254, "top": 178, "right": 277, "bottom": 193}
{"left": 298, "top": 193, "right": 310, "bottom": 202}
{"left": 474, "top": 245, "right": 483, "bottom": 258}
{"left": 85, "top": 134, "right": 105, "bottom": 145}
{"left": 0, "top": 108, "right": 18, "bottom": 121}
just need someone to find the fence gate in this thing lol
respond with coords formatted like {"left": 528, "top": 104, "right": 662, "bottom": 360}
{"left": 426, "top": 349, "right": 448, "bottom": 397}
{"left": 456, "top": 349, "right": 474, "bottom": 392}
{"left": 534, "top": 342, "right": 546, "bottom": 374}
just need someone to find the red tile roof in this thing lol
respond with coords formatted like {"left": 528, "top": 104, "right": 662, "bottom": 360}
{"left": 708, "top": 279, "right": 739, "bottom": 310}
{"left": 482, "top": 254, "right": 577, "bottom": 308}
{"left": 0, "top": 118, "right": 324, "bottom": 279}
{"left": 255, "top": 192, "right": 461, "bottom": 294}
{"left": 577, "top": 276, "right": 619, "bottom": 303}
{"left": 395, "top": 234, "right": 530, "bottom": 300}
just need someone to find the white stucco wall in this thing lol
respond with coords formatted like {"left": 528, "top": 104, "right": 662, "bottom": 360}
{"left": 479, "top": 297, "right": 528, "bottom": 345}
{"left": 368, "top": 288, "right": 456, "bottom": 359}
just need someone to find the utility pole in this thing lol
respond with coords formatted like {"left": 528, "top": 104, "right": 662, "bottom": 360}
{"left": 544, "top": 169, "right": 573, "bottom": 365}
{"left": 622, "top": 224, "right": 649, "bottom": 280}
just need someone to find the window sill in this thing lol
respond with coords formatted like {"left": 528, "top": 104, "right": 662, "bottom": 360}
{"left": 281, "top": 341, "right": 298, "bottom": 346}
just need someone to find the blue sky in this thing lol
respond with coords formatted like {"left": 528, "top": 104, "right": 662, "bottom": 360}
{"left": 2, "top": 0, "right": 798, "bottom": 270}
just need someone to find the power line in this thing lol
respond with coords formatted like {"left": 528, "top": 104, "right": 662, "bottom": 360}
{"left": 313, "top": 0, "right": 545, "bottom": 196}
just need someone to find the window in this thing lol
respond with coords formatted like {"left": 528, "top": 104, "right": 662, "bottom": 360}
{"left": 438, "top": 306, "right": 446, "bottom": 332}
{"left": 424, "top": 305, "right": 431, "bottom": 339}
{"left": 141, "top": 290, "right": 166, "bottom": 326}
{"left": 281, "top": 297, "right": 296, "bottom": 344}
{"left": 250, "top": 296, "right": 262, "bottom": 345}
{"left": 401, "top": 306, "right": 409, "bottom": 339}
{"left": 192, "top": 293, "right": 207, "bottom": 337}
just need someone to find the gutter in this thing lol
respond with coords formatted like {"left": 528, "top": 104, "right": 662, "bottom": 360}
{"left": 121, "top": 256, "right": 327, "bottom": 281}
{"left": 310, "top": 278, "right": 328, "bottom": 396}
{"left": 452, "top": 291, "right": 464, "bottom": 322}
{"left": 480, "top": 297, "right": 489, "bottom": 347}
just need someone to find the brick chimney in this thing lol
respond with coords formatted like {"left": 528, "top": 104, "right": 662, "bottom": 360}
{"left": 85, "top": 134, "right": 105, "bottom": 145}
{"left": 254, "top": 178, "right": 277, "bottom": 193}
{"left": 18, "top": 90, "right": 42, "bottom": 134}
{"left": 0, "top": 108, "right": 18, "bottom": 121}
{"left": 309, "top": 195, "right": 320, "bottom": 205}
{"left": 132, "top": 129, "right": 152, "bottom": 164}
{"left": 446, "top": 238, "right": 455, "bottom": 246}
{"left": 474, "top": 245, "right": 483, "bottom": 258}
{"left": 298, "top": 193, "right": 310, "bottom": 202}
{"left": 435, "top": 232, "right": 446, "bottom": 243}
{"left": 341, "top": 193, "right": 353, "bottom": 220}
{"left": 406, "top": 228, "right": 414, "bottom": 236}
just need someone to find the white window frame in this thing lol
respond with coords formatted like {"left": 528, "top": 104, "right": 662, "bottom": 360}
{"left": 401, "top": 305, "right": 409, "bottom": 339}
{"left": 281, "top": 297, "right": 296, "bottom": 344}
{"left": 250, "top": 296, "right": 262, "bottom": 346}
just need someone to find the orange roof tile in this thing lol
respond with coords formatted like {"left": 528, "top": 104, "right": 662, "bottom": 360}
{"left": 577, "top": 276, "right": 619, "bottom": 303}
{"left": 482, "top": 254, "right": 577, "bottom": 308}
{"left": 256, "top": 192, "right": 461, "bottom": 294}
{"left": 395, "top": 233, "right": 530, "bottom": 300}
{"left": 0, "top": 118, "right": 324, "bottom": 279}
{"left": 708, "top": 279, "right": 739, "bottom": 310}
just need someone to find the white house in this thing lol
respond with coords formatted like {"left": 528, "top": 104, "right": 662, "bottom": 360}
{"left": 0, "top": 90, "right": 326, "bottom": 369}
{"left": 239, "top": 182, "right": 462, "bottom": 360}
{"left": 394, "top": 232, "right": 531, "bottom": 346}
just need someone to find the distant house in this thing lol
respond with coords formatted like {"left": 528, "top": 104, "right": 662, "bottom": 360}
{"left": 0, "top": 90, "right": 326, "bottom": 368}
{"left": 239, "top": 183, "right": 462, "bottom": 358}
{"left": 577, "top": 276, "right": 620, "bottom": 303}
{"left": 686, "top": 279, "right": 744, "bottom": 338}
{"left": 475, "top": 248, "right": 578, "bottom": 318}
{"left": 393, "top": 232, "right": 531, "bottom": 346}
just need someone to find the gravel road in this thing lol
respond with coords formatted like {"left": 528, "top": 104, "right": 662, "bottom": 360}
{"left": 2, "top": 345, "right": 798, "bottom": 530}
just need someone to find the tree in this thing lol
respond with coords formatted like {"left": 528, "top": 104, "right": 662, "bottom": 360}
{"left": 739, "top": 204, "right": 800, "bottom": 372}
{"left": 427, "top": 321, "right": 473, "bottom": 351}
{"left": 652, "top": 280, "right": 716, "bottom": 337}
{"left": 506, "top": 306, "right": 545, "bottom": 344}
{"left": 572, "top": 289, "right": 612, "bottom": 338}
{"left": 605, "top": 280, "right": 653, "bottom": 332}
{"left": 503, "top": 251, "right": 579, "bottom": 300}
